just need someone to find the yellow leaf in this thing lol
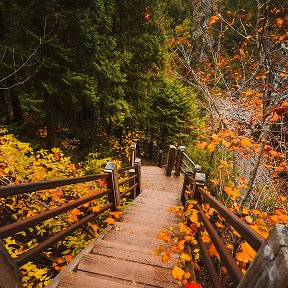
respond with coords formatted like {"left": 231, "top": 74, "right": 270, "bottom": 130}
{"left": 207, "top": 143, "right": 215, "bottom": 152}
{"left": 172, "top": 266, "right": 185, "bottom": 280}
{"left": 180, "top": 253, "right": 192, "bottom": 261}
{"left": 189, "top": 211, "right": 201, "bottom": 227}
{"left": 245, "top": 216, "right": 253, "bottom": 224}
{"left": 201, "top": 233, "right": 210, "bottom": 243}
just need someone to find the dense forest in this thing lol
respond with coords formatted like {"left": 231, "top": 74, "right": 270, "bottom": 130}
{"left": 0, "top": 0, "right": 287, "bottom": 287}
{"left": 0, "top": 0, "right": 200, "bottom": 158}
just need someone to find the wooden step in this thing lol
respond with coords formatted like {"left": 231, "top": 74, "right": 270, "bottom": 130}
{"left": 121, "top": 210, "right": 179, "bottom": 222}
{"left": 120, "top": 216, "right": 178, "bottom": 229}
{"left": 77, "top": 254, "right": 177, "bottom": 287}
{"left": 58, "top": 271, "right": 141, "bottom": 288}
{"left": 92, "top": 239, "right": 175, "bottom": 268}
{"left": 102, "top": 230, "right": 163, "bottom": 249}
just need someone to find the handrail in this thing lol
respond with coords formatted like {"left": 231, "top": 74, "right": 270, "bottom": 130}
{"left": 16, "top": 203, "right": 113, "bottom": 267}
{"left": 0, "top": 174, "right": 109, "bottom": 198}
{"left": 0, "top": 189, "right": 112, "bottom": 238}
{"left": 197, "top": 187, "right": 264, "bottom": 251}
{"left": 182, "top": 152, "right": 196, "bottom": 168}
{"left": 179, "top": 152, "right": 266, "bottom": 286}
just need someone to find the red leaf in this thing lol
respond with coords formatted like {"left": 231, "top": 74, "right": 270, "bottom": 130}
{"left": 184, "top": 281, "right": 203, "bottom": 288}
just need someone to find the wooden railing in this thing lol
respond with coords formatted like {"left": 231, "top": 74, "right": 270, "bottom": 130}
{"left": 163, "top": 144, "right": 288, "bottom": 288}
{"left": 0, "top": 148, "right": 141, "bottom": 286}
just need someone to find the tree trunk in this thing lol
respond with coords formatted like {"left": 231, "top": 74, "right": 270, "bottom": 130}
{"left": 44, "top": 93, "right": 56, "bottom": 147}
{"left": 9, "top": 87, "right": 24, "bottom": 124}
{"left": 0, "top": 90, "right": 11, "bottom": 123}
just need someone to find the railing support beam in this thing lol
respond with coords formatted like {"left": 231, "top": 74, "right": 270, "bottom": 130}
{"left": 175, "top": 146, "right": 185, "bottom": 176}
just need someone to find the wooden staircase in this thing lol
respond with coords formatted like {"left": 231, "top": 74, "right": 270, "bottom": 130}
{"left": 49, "top": 165, "right": 183, "bottom": 288}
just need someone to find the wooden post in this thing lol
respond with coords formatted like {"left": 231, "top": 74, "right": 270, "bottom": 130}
{"left": 104, "top": 162, "right": 120, "bottom": 211}
{"left": 0, "top": 240, "right": 23, "bottom": 288}
{"left": 181, "top": 167, "right": 193, "bottom": 205}
{"left": 130, "top": 143, "right": 136, "bottom": 166}
{"left": 135, "top": 158, "right": 141, "bottom": 196}
{"left": 237, "top": 224, "right": 288, "bottom": 288}
{"left": 175, "top": 146, "right": 185, "bottom": 176}
{"left": 194, "top": 166, "right": 205, "bottom": 203}
{"left": 166, "top": 145, "right": 176, "bottom": 176}
{"left": 158, "top": 150, "right": 163, "bottom": 168}
{"left": 128, "top": 168, "right": 136, "bottom": 199}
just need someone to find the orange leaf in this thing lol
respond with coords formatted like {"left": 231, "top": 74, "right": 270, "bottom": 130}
{"left": 209, "top": 244, "right": 220, "bottom": 259}
{"left": 240, "top": 138, "right": 251, "bottom": 147}
{"left": 209, "top": 15, "right": 221, "bottom": 25}
{"left": 197, "top": 142, "right": 208, "bottom": 149}
{"left": 105, "top": 217, "right": 115, "bottom": 225}
{"left": 161, "top": 251, "right": 171, "bottom": 263}
{"left": 157, "top": 230, "right": 171, "bottom": 242}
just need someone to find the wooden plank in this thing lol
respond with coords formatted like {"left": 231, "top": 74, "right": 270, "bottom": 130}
{"left": 120, "top": 216, "right": 178, "bottom": 229}
{"left": 59, "top": 271, "right": 135, "bottom": 288}
{"left": 111, "top": 221, "right": 165, "bottom": 235}
{"left": 93, "top": 239, "right": 154, "bottom": 255}
{"left": 132, "top": 199, "right": 179, "bottom": 208}
{"left": 102, "top": 230, "right": 163, "bottom": 249}
{"left": 121, "top": 209, "right": 180, "bottom": 223}
{"left": 78, "top": 254, "right": 177, "bottom": 287}
{"left": 0, "top": 241, "right": 23, "bottom": 288}
{"left": 92, "top": 242, "right": 175, "bottom": 268}
{"left": 238, "top": 224, "right": 288, "bottom": 288}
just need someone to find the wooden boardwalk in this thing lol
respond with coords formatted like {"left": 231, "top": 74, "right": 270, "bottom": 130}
{"left": 50, "top": 165, "right": 183, "bottom": 288}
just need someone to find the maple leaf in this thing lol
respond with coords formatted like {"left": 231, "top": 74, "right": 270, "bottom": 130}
{"left": 209, "top": 244, "right": 220, "bottom": 259}
{"left": 197, "top": 142, "right": 208, "bottom": 149}
{"left": 156, "top": 230, "right": 171, "bottom": 242}
{"left": 105, "top": 217, "right": 115, "bottom": 225}
{"left": 161, "top": 251, "right": 171, "bottom": 262}
{"left": 207, "top": 143, "right": 215, "bottom": 152}
{"left": 201, "top": 232, "right": 210, "bottom": 243}
{"left": 63, "top": 254, "right": 73, "bottom": 262}
{"left": 209, "top": 15, "right": 221, "bottom": 25}
{"left": 172, "top": 266, "right": 185, "bottom": 280}
{"left": 180, "top": 253, "right": 192, "bottom": 261}
{"left": 224, "top": 185, "right": 240, "bottom": 200}
{"left": 110, "top": 211, "right": 122, "bottom": 219}
{"left": 236, "top": 242, "right": 256, "bottom": 263}
{"left": 68, "top": 208, "right": 81, "bottom": 223}
{"left": 184, "top": 281, "right": 203, "bottom": 288}
{"left": 240, "top": 138, "right": 251, "bottom": 147}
